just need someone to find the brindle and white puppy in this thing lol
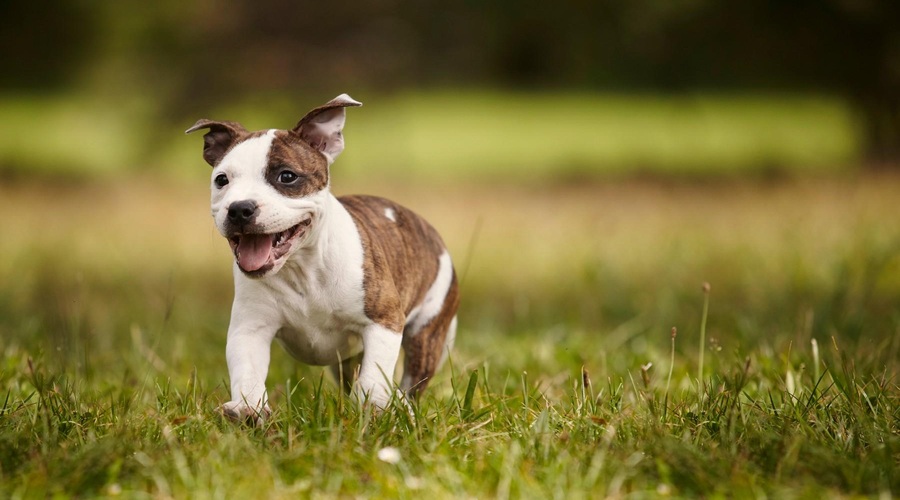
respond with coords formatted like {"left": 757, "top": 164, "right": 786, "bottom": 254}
{"left": 186, "top": 94, "right": 459, "bottom": 423}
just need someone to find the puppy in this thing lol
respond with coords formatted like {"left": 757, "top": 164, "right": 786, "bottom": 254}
{"left": 186, "top": 94, "right": 459, "bottom": 422}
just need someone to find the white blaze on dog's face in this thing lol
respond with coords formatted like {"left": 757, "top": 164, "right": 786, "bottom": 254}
{"left": 209, "top": 130, "right": 330, "bottom": 277}
{"left": 186, "top": 94, "right": 362, "bottom": 278}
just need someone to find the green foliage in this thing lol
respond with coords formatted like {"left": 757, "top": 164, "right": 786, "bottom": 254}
{"left": 337, "top": 91, "right": 860, "bottom": 181}
{"left": 2, "top": 1, "right": 897, "bottom": 160}
{"left": 0, "top": 91, "right": 861, "bottom": 181}
{"left": 0, "top": 94, "right": 149, "bottom": 178}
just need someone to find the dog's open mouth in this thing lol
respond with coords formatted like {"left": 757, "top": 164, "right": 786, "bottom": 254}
{"left": 228, "top": 217, "right": 312, "bottom": 274}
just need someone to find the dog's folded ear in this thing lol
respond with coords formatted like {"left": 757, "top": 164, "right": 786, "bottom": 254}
{"left": 185, "top": 119, "right": 249, "bottom": 167}
{"left": 292, "top": 94, "right": 362, "bottom": 164}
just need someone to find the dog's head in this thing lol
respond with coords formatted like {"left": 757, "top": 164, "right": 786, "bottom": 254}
{"left": 186, "top": 94, "right": 362, "bottom": 278}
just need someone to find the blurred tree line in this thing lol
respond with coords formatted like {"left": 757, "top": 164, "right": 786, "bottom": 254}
{"left": 2, "top": 0, "right": 898, "bottom": 163}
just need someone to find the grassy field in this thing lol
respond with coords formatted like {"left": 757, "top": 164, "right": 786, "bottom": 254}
{"left": 1, "top": 170, "right": 898, "bottom": 497}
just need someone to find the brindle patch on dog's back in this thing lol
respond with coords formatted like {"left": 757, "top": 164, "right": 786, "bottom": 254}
{"left": 339, "top": 195, "right": 446, "bottom": 332}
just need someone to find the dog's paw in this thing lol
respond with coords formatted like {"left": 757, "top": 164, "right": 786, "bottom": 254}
{"left": 218, "top": 401, "right": 271, "bottom": 426}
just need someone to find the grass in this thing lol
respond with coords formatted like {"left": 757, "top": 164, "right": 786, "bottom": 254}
{"left": 3, "top": 335, "right": 897, "bottom": 498}
{"left": 1, "top": 172, "right": 899, "bottom": 497}
{"left": 0, "top": 90, "right": 861, "bottom": 181}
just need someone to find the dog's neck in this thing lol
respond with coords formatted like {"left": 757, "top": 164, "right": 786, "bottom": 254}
{"left": 276, "top": 190, "right": 358, "bottom": 277}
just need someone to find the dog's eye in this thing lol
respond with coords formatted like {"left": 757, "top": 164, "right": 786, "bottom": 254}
{"left": 278, "top": 171, "right": 300, "bottom": 184}
{"left": 214, "top": 173, "right": 229, "bottom": 188}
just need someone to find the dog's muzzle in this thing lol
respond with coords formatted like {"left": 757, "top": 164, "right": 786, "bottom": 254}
{"left": 228, "top": 217, "right": 313, "bottom": 275}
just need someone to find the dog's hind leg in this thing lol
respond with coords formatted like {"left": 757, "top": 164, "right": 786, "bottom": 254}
{"left": 400, "top": 273, "right": 460, "bottom": 397}
{"left": 330, "top": 352, "right": 363, "bottom": 394}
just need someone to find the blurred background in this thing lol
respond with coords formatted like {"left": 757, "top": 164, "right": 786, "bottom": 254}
{"left": 1, "top": 1, "right": 899, "bottom": 381}
{"left": 4, "top": 0, "right": 900, "bottom": 178}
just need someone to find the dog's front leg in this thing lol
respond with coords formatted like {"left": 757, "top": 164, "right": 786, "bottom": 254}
{"left": 221, "top": 321, "right": 275, "bottom": 424}
{"left": 355, "top": 324, "right": 403, "bottom": 409}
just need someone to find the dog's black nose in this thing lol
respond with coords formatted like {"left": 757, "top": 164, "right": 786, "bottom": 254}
{"left": 227, "top": 200, "right": 259, "bottom": 226}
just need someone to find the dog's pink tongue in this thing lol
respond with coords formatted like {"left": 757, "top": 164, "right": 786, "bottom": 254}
{"left": 237, "top": 234, "right": 275, "bottom": 271}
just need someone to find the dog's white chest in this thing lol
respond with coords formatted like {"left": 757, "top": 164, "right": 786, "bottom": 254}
{"left": 230, "top": 196, "right": 369, "bottom": 365}
{"left": 273, "top": 269, "right": 367, "bottom": 365}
